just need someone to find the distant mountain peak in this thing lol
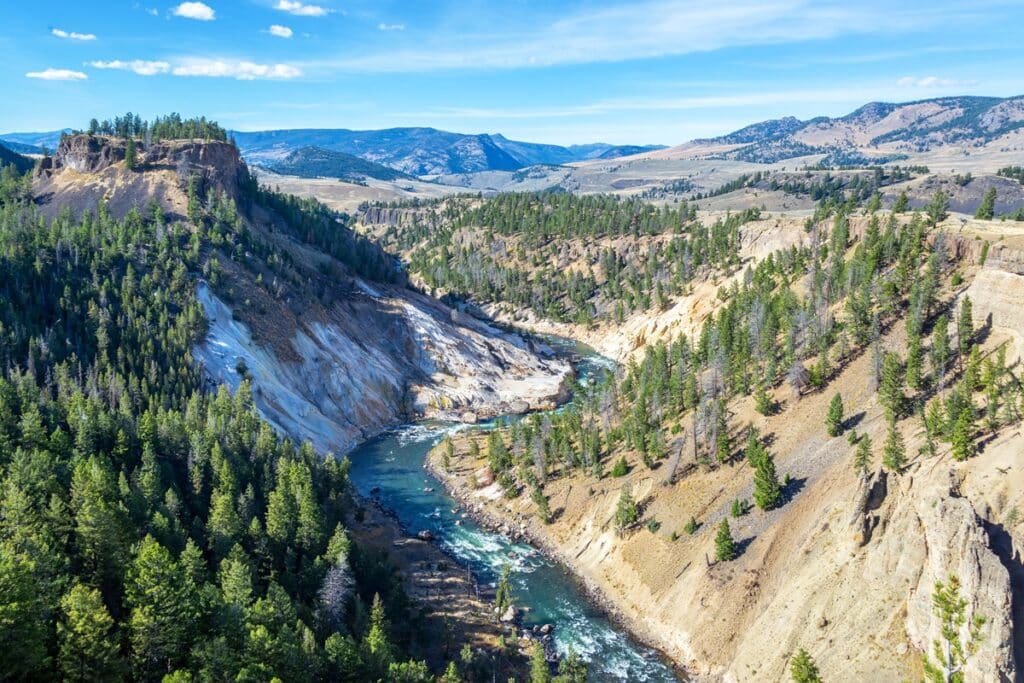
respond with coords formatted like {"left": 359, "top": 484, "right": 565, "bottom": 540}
{"left": 685, "top": 94, "right": 1024, "bottom": 164}
{"left": 231, "top": 127, "right": 667, "bottom": 177}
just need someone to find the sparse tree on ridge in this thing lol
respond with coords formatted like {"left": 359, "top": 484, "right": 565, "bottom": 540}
{"left": 826, "top": 393, "right": 844, "bottom": 437}
{"left": 715, "top": 519, "right": 737, "bottom": 562}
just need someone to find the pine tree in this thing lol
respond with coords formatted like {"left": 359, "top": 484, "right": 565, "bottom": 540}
{"left": 532, "top": 485, "right": 552, "bottom": 524}
{"left": 951, "top": 408, "right": 976, "bottom": 461}
{"left": 754, "top": 379, "right": 773, "bottom": 415}
{"left": 826, "top": 393, "right": 844, "bottom": 437}
{"left": 975, "top": 187, "right": 996, "bottom": 220}
{"left": 530, "top": 641, "right": 551, "bottom": 683}
{"left": 927, "top": 189, "right": 949, "bottom": 224}
{"left": 684, "top": 516, "right": 699, "bottom": 535}
{"left": 921, "top": 574, "right": 986, "bottom": 683}
{"left": 715, "top": 519, "right": 737, "bottom": 562}
{"left": 615, "top": 485, "right": 639, "bottom": 534}
{"left": 126, "top": 535, "right": 199, "bottom": 678}
{"left": 879, "top": 352, "right": 904, "bottom": 419}
{"left": 752, "top": 451, "right": 782, "bottom": 510}
{"left": 363, "top": 593, "right": 394, "bottom": 674}
{"left": 442, "top": 437, "right": 455, "bottom": 471}
{"left": 58, "top": 583, "right": 123, "bottom": 682}
{"left": 882, "top": 421, "right": 906, "bottom": 473}
{"left": 893, "top": 190, "right": 909, "bottom": 213}
{"left": 125, "top": 137, "right": 137, "bottom": 171}
{"left": 0, "top": 548, "right": 50, "bottom": 677}
{"left": 611, "top": 455, "right": 629, "bottom": 477}
{"left": 494, "top": 564, "right": 514, "bottom": 614}
{"left": 556, "top": 647, "right": 588, "bottom": 682}
{"left": 957, "top": 296, "right": 973, "bottom": 359}
{"left": 790, "top": 648, "right": 822, "bottom": 683}
{"left": 932, "top": 313, "right": 951, "bottom": 390}
{"left": 853, "top": 434, "right": 872, "bottom": 478}
{"left": 905, "top": 331, "right": 924, "bottom": 392}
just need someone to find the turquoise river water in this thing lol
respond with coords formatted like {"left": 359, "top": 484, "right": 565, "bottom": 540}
{"left": 346, "top": 348, "right": 681, "bottom": 681}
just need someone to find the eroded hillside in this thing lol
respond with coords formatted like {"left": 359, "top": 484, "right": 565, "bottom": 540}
{"left": 34, "top": 134, "right": 571, "bottom": 455}
{"left": 419, "top": 197, "right": 1024, "bottom": 681}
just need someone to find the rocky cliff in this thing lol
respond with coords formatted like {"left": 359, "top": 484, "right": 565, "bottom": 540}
{"left": 34, "top": 134, "right": 249, "bottom": 218}
{"left": 32, "top": 135, "right": 571, "bottom": 456}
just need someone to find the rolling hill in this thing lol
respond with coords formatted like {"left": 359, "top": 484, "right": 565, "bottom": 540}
{"left": 0, "top": 142, "right": 33, "bottom": 173}
{"left": 662, "top": 95, "right": 1024, "bottom": 164}
{"left": 265, "top": 145, "right": 415, "bottom": 182}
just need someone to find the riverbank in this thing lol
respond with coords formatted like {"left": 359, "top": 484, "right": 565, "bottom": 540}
{"left": 345, "top": 489, "right": 516, "bottom": 670}
{"left": 424, "top": 446, "right": 688, "bottom": 681}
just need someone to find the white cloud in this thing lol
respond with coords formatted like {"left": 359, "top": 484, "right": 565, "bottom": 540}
{"left": 275, "top": 0, "right": 328, "bottom": 17}
{"left": 268, "top": 24, "right": 293, "bottom": 38}
{"left": 172, "top": 2, "right": 215, "bottom": 21}
{"left": 89, "top": 60, "right": 170, "bottom": 75}
{"left": 377, "top": 23, "right": 405, "bottom": 31}
{"left": 51, "top": 28, "right": 97, "bottom": 41}
{"left": 171, "top": 58, "right": 301, "bottom": 80}
{"left": 26, "top": 68, "right": 88, "bottom": 81}
{"left": 895, "top": 75, "right": 976, "bottom": 89}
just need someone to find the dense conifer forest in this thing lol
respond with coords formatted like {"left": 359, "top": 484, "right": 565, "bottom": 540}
{"left": 371, "top": 192, "right": 759, "bottom": 323}
{"left": 0, "top": 148, "right": 478, "bottom": 681}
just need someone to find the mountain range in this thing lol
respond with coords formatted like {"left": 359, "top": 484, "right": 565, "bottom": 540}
{"left": 231, "top": 127, "right": 666, "bottom": 176}
{"left": 665, "top": 94, "right": 1024, "bottom": 164}
{"left": 5, "top": 95, "right": 1024, "bottom": 182}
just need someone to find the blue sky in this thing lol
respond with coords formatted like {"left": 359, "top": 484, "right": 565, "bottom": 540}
{"left": 3, "top": 0, "right": 1023, "bottom": 144}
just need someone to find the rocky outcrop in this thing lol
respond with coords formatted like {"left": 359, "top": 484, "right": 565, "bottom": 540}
{"left": 193, "top": 281, "right": 572, "bottom": 455}
{"left": 33, "top": 135, "right": 251, "bottom": 221}
{"left": 901, "top": 472, "right": 1016, "bottom": 682}
{"left": 36, "top": 134, "right": 125, "bottom": 174}
{"left": 37, "top": 134, "right": 248, "bottom": 203}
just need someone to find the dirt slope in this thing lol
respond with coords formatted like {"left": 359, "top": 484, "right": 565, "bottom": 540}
{"left": 430, "top": 220, "right": 1024, "bottom": 682}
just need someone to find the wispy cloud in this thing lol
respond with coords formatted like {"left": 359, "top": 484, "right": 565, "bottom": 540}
{"left": 316, "top": 0, "right": 987, "bottom": 73}
{"left": 398, "top": 85, "right": 928, "bottom": 120}
{"left": 81, "top": 55, "right": 302, "bottom": 80}
{"left": 268, "top": 24, "right": 293, "bottom": 38}
{"left": 377, "top": 23, "right": 405, "bottom": 31}
{"left": 896, "top": 75, "right": 978, "bottom": 89}
{"left": 275, "top": 0, "right": 329, "bottom": 17}
{"left": 26, "top": 68, "right": 88, "bottom": 81}
{"left": 89, "top": 60, "right": 170, "bottom": 76}
{"left": 51, "top": 28, "right": 96, "bottom": 41}
{"left": 171, "top": 58, "right": 301, "bottom": 80}
{"left": 172, "top": 2, "right": 215, "bottom": 21}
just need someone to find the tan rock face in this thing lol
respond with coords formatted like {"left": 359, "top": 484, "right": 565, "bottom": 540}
{"left": 901, "top": 472, "right": 1016, "bottom": 682}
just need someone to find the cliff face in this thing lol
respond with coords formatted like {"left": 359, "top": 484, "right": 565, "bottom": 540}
{"left": 193, "top": 280, "right": 571, "bottom": 455}
{"left": 31, "top": 135, "right": 571, "bottom": 456}
{"left": 33, "top": 134, "right": 248, "bottom": 219}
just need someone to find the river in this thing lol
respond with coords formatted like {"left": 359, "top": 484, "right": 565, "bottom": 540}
{"left": 346, "top": 346, "right": 681, "bottom": 682}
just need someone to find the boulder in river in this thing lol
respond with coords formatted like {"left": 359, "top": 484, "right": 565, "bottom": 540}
{"left": 416, "top": 530, "right": 434, "bottom": 542}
